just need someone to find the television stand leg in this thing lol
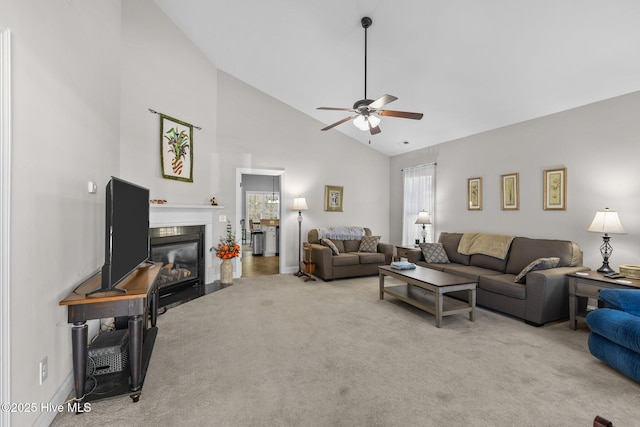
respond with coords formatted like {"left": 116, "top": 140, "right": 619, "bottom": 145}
{"left": 71, "top": 322, "right": 88, "bottom": 405}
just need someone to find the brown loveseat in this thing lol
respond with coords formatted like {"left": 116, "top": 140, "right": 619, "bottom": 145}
{"left": 308, "top": 227, "right": 393, "bottom": 281}
{"left": 402, "top": 232, "right": 588, "bottom": 325}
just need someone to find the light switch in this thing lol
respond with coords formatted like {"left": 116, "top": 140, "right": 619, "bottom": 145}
{"left": 87, "top": 181, "right": 97, "bottom": 194}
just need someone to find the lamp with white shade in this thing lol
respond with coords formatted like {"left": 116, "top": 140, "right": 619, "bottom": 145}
{"left": 292, "top": 197, "right": 308, "bottom": 277}
{"left": 415, "top": 210, "right": 432, "bottom": 244}
{"left": 587, "top": 208, "right": 625, "bottom": 274}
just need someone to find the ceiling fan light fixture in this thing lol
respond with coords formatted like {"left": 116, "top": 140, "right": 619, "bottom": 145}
{"left": 353, "top": 115, "right": 369, "bottom": 131}
{"left": 353, "top": 114, "right": 380, "bottom": 131}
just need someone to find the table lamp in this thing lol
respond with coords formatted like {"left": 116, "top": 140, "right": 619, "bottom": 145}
{"left": 587, "top": 208, "right": 625, "bottom": 274}
{"left": 415, "top": 210, "right": 432, "bottom": 244}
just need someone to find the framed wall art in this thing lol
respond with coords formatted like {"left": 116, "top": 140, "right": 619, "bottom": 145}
{"left": 500, "top": 172, "right": 519, "bottom": 210}
{"left": 467, "top": 177, "right": 482, "bottom": 210}
{"left": 543, "top": 168, "right": 567, "bottom": 210}
{"left": 324, "top": 185, "right": 344, "bottom": 212}
{"left": 160, "top": 113, "right": 194, "bottom": 182}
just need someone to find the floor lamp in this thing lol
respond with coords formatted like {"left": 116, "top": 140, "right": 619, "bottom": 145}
{"left": 292, "top": 197, "right": 308, "bottom": 277}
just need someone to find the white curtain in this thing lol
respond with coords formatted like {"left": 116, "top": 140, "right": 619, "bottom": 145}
{"left": 402, "top": 164, "right": 436, "bottom": 246}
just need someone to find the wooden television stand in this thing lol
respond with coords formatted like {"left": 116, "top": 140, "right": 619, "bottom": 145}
{"left": 59, "top": 263, "right": 161, "bottom": 405}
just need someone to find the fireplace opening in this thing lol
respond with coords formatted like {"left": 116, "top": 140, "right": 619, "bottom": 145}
{"left": 150, "top": 225, "right": 205, "bottom": 308}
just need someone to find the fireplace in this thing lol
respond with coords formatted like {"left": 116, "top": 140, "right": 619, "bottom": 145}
{"left": 150, "top": 225, "right": 205, "bottom": 307}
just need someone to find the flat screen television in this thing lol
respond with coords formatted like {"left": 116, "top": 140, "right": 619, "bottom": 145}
{"left": 88, "top": 177, "right": 150, "bottom": 296}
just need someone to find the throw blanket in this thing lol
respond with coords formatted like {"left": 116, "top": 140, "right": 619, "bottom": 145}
{"left": 317, "top": 226, "right": 365, "bottom": 240}
{"left": 458, "top": 232, "right": 515, "bottom": 260}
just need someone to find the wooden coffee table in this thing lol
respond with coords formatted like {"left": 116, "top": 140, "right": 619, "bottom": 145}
{"left": 379, "top": 265, "right": 477, "bottom": 328}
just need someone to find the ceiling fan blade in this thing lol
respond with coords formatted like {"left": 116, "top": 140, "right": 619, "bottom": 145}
{"left": 368, "top": 94, "right": 398, "bottom": 109}
{"left": 369, "top": 124, "right": 381, "bottom": 135}
{"left": 317, "top": 107, "right": 354, "bottom": 112}
{"left": 378, "top": 110, "right": 424, "bottom": 120}
{"left": 321, "top": 115, "right": 358, "bottom": 131}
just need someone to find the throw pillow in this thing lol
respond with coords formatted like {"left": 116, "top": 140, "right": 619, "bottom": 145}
{"left": 359, "top": 235, "right": 381, "bottom": 253}
{"left": 321, "top": 238, "right": 340, "bottom": 255}
{"left": 420, "top": 243, "right": 450, "bottom": 264}
{"left": 514, "top": 257, "right": 561, "bottom": 284}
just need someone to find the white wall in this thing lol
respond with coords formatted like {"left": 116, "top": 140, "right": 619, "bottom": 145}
{"left": 391, "top": 91, "right": 640, "bottom": 270}
{"left": 4, "top": 1, "right": 122, "bottom": 425}
{"left": 216, "top": 71, "right": 391, "bottom": 270}
{"left": 120, "top": 0, "right": 219, "bottom": 206}
{"left": 3, "top": 3, "right": 389, "bottom": 422}
{"left": 119, "top": 0, "right": 390, "bottom": 274}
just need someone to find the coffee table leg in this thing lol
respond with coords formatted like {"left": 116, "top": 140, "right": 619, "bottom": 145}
{"left": 379, "top": 273, "right": 384, "bottom": 300}
{"left": 469, "top": 288, "right": 476, "bottom": 321}
{"left": 435, "top": 292, "right": 443, "bottom": 328}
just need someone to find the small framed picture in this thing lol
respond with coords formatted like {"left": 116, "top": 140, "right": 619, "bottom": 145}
{"left": 324, "top": 185, "right": 344, "bottom": 212}
{"left": 467, "top": 177, "right": 482, "bottom": 210}
{"left": 543, "top": 168, "right": 567, "bottom": 210}
{"left": 501, "top": 173, "right": 519, "bottom": 210}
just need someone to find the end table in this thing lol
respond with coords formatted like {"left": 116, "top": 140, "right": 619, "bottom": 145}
{"left": 567, "top": 270, "right": 640, "bottom": 330}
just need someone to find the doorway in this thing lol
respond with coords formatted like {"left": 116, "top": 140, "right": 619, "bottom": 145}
{"left": 235, "top": 168, "right": 285, "bottom": 278}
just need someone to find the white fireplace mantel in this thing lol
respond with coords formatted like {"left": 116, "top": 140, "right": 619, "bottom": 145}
{"left": 149, "top": 204, "right": 226, "bottom": 284}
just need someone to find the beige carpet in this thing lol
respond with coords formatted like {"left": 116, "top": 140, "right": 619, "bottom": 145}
{"left": 52, "top": 274, "right": 640, "bottom": 426}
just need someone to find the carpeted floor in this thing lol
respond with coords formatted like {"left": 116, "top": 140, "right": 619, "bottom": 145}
{"left": 51, "top": 274, "right": 640, "bottom": 426}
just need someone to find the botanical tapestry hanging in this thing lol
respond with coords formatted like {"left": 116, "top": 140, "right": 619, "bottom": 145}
{"left": 160, "top": 114, "right": 193, "bottom": 182}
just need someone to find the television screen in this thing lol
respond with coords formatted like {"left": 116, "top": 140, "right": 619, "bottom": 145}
{"left": 97, "top": 177, "right": 150, "bottom": 293}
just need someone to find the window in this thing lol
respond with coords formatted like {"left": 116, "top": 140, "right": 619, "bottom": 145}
{"left": 246, "top": 192, "right": 280, "bottom": 221}
{"left": 402, "top": 164, "right": 436, "bottom": 245}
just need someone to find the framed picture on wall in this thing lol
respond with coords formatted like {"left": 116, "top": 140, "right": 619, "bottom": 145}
{"left": 500, "top": 173, "right": 519, "bottom": 210}
{"left": 467, "top": 177, "right": 482, "bottom": 210}
{"left": 324, "top": 185, "right": 344, "bottom": 212}
{"left": 543, "top": 168, "right": 567, "bottom": 210}
{"left": 160, "top": 113, "right": 194, "bottom": 183}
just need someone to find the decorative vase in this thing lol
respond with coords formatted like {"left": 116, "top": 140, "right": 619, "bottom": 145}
{"left": 220, "top": 258, "right": 234, "bottom": 286}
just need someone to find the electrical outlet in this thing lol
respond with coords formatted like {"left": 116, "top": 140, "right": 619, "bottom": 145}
{"left": 39, "top": 356, "right": 48, "bottom": 385}
{"left": 219, "top": 215, "right": 227, "bottom": 222}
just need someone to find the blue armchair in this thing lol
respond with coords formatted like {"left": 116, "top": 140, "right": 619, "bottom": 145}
{"left": 585, "top": 288, "right": 640, "bottom": 383}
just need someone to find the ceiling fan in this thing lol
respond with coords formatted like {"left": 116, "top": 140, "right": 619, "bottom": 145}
{"left": 318, "top": 17, "right": 424, "bottom": 135}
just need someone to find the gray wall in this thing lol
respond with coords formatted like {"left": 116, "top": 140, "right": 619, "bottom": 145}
{"left": 391, "top": 91, "right": 640, "bottom": 270}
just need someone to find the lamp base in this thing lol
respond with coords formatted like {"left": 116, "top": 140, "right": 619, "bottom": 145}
{"left": 294, "top": 262, "right": 315, "bottom": 282}
{"left": 597, "top": 263, "right": 615, "bottom": 274}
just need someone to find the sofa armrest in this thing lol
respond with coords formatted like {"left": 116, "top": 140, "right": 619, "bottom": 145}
{"left": 600, "top": 288, "right": 640, "bottom": 316}
{"left": 310, "top": 243, "right": 333, "bottom": 280}
{"left": 377, "top": 242, "right": 394, "bottom": 264}
{"left": 523, "top": 266, "right": 589, "bottom": 324}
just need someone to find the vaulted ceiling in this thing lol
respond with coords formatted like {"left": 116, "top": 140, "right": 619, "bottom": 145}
{"left": 153, "top": 0, "right": 640, "bottom": 156}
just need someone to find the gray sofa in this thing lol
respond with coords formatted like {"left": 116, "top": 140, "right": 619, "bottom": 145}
{"left": 402, "top": 232, "right": 588, "bottom": 325}
{"left": 308, "top": 228, "right": 393, "bottom": 281}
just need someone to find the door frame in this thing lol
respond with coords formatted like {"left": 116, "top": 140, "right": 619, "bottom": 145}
{"left": 235, "top": 168, "right": 285, "bottom": 277}
{"left": 1, "top": 26, "right": 12, "bottom": 427}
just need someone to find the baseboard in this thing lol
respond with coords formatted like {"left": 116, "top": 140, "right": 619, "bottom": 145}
{"left": 33, "top": 371, "right": 73, "bottom": 427}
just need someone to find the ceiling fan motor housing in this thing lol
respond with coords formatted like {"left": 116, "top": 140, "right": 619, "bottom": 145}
{"left": 353, "top": 99, "right": 374, "bottom": 112}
